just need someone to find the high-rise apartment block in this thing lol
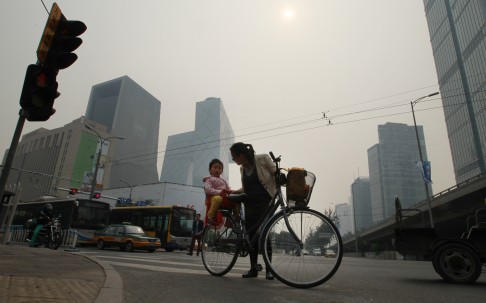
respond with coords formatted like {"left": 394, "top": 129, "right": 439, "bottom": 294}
{"left": 85, "top": 76, "right": 161, "bottom": 188}
{"left": 424, "top": 0, "right": 486, "bottom": 183}
{"left": 368, "top": 123, "right": 432, "bottom": 223}
{"left": 160, "top": 97, "right": 234, "bottom": 187}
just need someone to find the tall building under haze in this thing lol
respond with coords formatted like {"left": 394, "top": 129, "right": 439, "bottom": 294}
{"left": 85, "top": 76, "right": 161, "bottom": 188}
{"left": 160, "top": 97, "right": 234, "bottom": 187}
{"left": 424, "top": 0, "right": 486, "bottom": 183}
{"left": 351, "top": 177, "right": 373, "bottom": 231}
{"left": 368, "top": 123, "right": 432, "bottom": 223}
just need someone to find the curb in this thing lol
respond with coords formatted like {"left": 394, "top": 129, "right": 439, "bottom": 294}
{"left": 83, "top": 255, "right": 124, "bottom": 303}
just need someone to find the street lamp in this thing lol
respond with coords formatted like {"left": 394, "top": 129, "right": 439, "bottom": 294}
{"left": 410, "top": 92, "right": 439, "bottom": 228}
{"left": 85, "top": 125, "right": 125, "bottom": 201}
{"left": 119, "top": 178, "right": 132, "bottom": 202}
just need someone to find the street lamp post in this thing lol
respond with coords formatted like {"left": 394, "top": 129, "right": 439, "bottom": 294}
{"left": 410, "top": 92, "right": 439, "bottom": 228}
{"left": 119, "top": 178, "right": 132, "bottom": 202}
{"left": 85, "top": 125, "right": 124, "bottom": 201}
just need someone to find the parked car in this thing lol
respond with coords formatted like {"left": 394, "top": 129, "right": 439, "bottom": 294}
{"left": 93, "top": 223, "right": 161, "bottom": 252}
{"left": 325, "top": 249, "right": 336, "bottom": 258}
{"left": 313, "top": 248, "right": 322, "bottom": 256}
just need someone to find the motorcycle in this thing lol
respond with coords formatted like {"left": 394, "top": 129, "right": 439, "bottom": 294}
{"left": 26, "top": 215, "right": 63, "bottom": 250}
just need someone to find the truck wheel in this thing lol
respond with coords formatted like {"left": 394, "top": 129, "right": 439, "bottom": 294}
{"left": 432, "top": 242, "right": 481, "bottom": 284}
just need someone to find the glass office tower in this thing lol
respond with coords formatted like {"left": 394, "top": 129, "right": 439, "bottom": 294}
{"left": 160, "top": 97, "right": 234, "bottom": 186}
{"left": 424, "top": 0, "right": 486, "bottom": 183}
{"left": 351, "top": 177, "right": 373, "bottom": 231}
{"left": 368, "top": 123, "right": 431, "bottom": 223}
{"left": 86, "top": 76, "right": 161, "bottom": 188}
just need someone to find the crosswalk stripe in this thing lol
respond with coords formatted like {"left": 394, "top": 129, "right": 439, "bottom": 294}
{"left": 106, "top": 261, "right": 245, "bottom": 278}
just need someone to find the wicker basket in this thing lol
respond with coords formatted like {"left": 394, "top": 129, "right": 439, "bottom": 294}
{"left": 286, "top": 168, "right": 316, "bottom": 206}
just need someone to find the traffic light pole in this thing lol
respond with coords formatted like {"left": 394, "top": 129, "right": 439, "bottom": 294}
{"left": 0, "top": 110, "right": 27, "bottom": 230}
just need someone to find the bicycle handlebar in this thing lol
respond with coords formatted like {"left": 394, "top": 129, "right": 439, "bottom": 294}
{"left": 269, "top": 151, "right": 281, "bottom": 163}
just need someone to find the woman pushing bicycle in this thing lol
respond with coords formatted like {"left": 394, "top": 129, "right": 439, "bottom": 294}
{"left": 230, "top": 142, "right": 276, "bottom": 280}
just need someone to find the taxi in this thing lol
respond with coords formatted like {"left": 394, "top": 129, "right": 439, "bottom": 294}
{"left": 93, "top": 223, "right": 161, "bottom": 252}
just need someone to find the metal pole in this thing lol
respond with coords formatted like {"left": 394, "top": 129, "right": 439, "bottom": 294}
{"left": 89, "top": 142, "right": 103, "bottom": 201}
{"left": 351, "top": 181, "right": 359, "bottom": 257}
{"left": 0, "top": 111, "right": 26, "bottom": 230}
{"left": 85, "top": 125, "right": 124, "bottom": 201}
{"left": 120, "top": 178, "right": 132, "bottom": 202}
{"left": 410, "top": 92, "right": 439, "bottom": 228}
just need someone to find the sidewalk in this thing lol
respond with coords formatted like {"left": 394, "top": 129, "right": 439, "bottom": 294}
{"left": 0, "top": 244, "right": 123, "bottom": 303}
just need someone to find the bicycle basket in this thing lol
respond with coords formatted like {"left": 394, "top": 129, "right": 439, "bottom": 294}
{"left": 286, "top": 168, "right": 316, "bottom": 206}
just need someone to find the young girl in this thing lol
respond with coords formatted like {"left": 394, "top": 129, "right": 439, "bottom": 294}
{"left": 204, "top": 159, "right": 239, "bottom": 224}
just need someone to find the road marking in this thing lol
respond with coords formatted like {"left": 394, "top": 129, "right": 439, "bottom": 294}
{"left": 105, "top": 261, "right": 253, "bottom": 279}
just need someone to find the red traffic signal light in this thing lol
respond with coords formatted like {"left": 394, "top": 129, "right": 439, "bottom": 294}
{"left": 69, "top": 188, "right": 78, "bottom": 195}
{"left": 93, "top": 192, "right": 101, "bottom": 199}
{"left": 19, "top": 64, "right": 59, "bottom": 121}
{"left": 37, "top": 3, "right": 86, "bottom": 71}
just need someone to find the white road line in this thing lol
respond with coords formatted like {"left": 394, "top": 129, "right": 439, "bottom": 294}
{"left": 95, "top": 255, "right": 207, "bottom": 268}
{"left": 106, "top": 261, "right": 245, "bottom": 278}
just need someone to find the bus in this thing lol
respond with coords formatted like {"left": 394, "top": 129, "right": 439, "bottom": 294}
{"left": 110, "top": 205, "right": 196, "bottom": 251}
{"left": 11, "top": 197, "right": 111, "bottom": 244}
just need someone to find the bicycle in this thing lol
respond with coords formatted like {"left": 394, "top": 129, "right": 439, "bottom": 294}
{"left": 201, "top": 152, "right": 343, "bottom": 289}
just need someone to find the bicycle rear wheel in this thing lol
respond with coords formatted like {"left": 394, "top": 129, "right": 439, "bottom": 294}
{"left": 261, "top": 207, "right": 343, "bottom": 288}
{"left": 201, "top": 218, "right": 240, "bottom": 276}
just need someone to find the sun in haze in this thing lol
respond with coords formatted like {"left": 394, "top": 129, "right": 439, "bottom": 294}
{"left": 282, "top": 7, "right": 295, "bottom": 20}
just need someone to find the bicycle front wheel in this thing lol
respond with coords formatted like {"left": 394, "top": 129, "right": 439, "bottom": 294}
{"left": 261, "top": 208, "right": 343, "bottom": 288}
{"left": 201, "top": 219, "right": 239, "bottom": 276}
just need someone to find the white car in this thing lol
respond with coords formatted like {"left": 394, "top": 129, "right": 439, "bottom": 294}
{"left": 325, "top": 249, "right": 336, "bottom": 258}
{"left": 313, "top": 248, "right": 322, "bottom": 256}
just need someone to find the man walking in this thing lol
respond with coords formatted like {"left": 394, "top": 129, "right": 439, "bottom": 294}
{"left": 187, "top": 213, "right": 204, "bottom": 256}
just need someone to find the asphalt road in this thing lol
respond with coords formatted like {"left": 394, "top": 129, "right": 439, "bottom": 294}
{"left": 74, "top": 247, "right": 486, "bottom": 303}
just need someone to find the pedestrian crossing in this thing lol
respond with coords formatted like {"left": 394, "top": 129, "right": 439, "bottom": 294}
{"left": 75, "top": 251, "right": 253, "bottom": 278}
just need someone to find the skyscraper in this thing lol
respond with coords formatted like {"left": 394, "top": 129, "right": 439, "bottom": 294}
{"left": 160, "top": 97, "right": 234, "bottom": 187}
{"left": 335, "top": 202, "right": 353, "bottom": 237}
{"left": 350, "top": 177, "right": 373, "bottom": 231}
{"left": 424, "top": 0, "right": 486, "bottom": 183}
{"left": 368, "top": 123, "right": 432, "bottom": 223}
{"left": 85, "top": 76, "right": 161, "bottom": 188}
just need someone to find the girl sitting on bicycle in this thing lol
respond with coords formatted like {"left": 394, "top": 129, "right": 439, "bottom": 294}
{"left": 204, "top": 159, "right": 240, "bottom": 225}
{"left": 230, "top": 142, "right": 276, "bottom": 280}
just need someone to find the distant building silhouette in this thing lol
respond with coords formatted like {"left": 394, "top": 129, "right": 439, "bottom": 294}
{"left": 85, "top": 76, "right": 161, "bottom": 188}
{"left": 160, "top": 97, "right": 234, "bottom": 186}
{"left": 368, "top": 123, "right": 432, "bottom": 223}
{"left": 350, "top": 178, "right": 373, "bottom": 231}
{"left": 335, "top": 202, "right": 353, "bottom": 237}
{"left": 424, "top": 1, "right": 486, "bottom": 183}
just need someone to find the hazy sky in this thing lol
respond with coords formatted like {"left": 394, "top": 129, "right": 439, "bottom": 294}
{"left": 0, "top": 1, "right": 455, "bottom": 213}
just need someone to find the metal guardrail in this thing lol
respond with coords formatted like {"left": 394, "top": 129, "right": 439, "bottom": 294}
{"left": 0, "top": 228, "right": 79, "bottom": 248}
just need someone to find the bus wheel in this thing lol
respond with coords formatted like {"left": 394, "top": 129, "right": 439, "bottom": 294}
{"left": 125, "top": 241, "right": 134, "bottom": 252}
{"left": 97, "top": 240, "right": 105, "bottom": 250}
{"left": 148, "top": 249, "right": 155, "bottom": 253}
{"left": 432, "top": 242, "right": 481, "bottom": 284}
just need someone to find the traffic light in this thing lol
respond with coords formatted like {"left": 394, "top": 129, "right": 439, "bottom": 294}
{"left": 37, "top": 3, "right": 87, "bottom": 71}
{"left": 68, "top": 188, "right": 78, "bottom": 195}
{"left": 20, "top": 3, "right": 87, "bottom": 122}
{"left": 93, "top": 192, "right": 101, "bottom": 199}
{"left": 19, "top": 64, "right": 59, "bottom": 121}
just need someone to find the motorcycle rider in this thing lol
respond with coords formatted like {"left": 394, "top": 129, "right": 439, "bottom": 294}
{"left": 29, "top": 203, "right": 53, "bottom": 247}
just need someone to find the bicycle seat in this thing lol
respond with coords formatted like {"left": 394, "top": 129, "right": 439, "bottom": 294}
{"left": 227, "top": 193, "right": 247, "bottom": 202}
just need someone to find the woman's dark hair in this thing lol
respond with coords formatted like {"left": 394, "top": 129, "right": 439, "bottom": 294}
{"left": 209, "top": 158, "right": 223, "bottom": 170}
{"left": 230, "top": 142, "right": 255, "bottom": 164}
